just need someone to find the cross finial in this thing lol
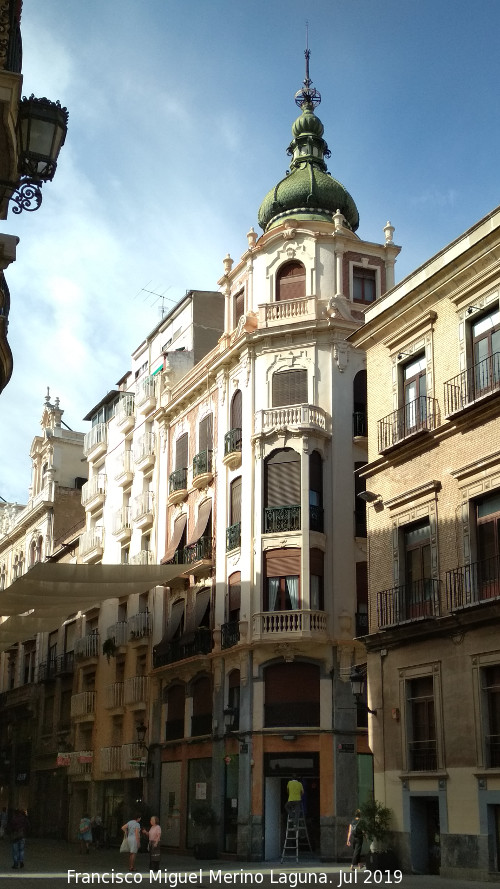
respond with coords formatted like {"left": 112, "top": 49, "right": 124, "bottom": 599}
{"left": 294, "top": 24, "right": 321, "bottom": 109}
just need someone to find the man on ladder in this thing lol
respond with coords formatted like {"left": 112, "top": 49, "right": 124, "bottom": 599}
{"left": 281, "top": 774, "right": 311, "bottom": 862}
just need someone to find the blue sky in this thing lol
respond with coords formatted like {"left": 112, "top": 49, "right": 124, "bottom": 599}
{"left": 2, "top": 0, "right": 500, "bottom": 503}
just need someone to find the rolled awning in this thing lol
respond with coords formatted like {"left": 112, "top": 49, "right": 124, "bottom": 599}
{"left": 163, "top": 513, "right": 187, "bottom": 563}
{"left": 0, "top": 561, "right": 189, "bottom": 651}
{"left": 164, "top": 599, "right": 185, "bottom": 642}
{"left": 186, "top": 500, "right": 212, "bottom": 546}
{"left": 193, "top": 588, "right": 210, "bottom": 627}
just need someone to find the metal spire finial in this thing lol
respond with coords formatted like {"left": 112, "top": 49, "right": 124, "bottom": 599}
{"left": 294, "top": 24, "right": 321, "bottom": 110}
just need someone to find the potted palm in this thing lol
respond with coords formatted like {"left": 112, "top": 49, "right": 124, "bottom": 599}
{"left": 191, "top": 803, "right": 218, "bottom": 859}
{"left": 360, "top": 799, "right": 398, "bottom": 871}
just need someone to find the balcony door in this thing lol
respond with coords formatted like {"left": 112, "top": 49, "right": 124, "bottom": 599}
{"left": 477, "top": 492, "right": 500, "bottom": 599}
{"left": 403, "top": 355, "right": 426, "bottom": 433}
{"left": 473, "top": 308, "right": 500, "bottom": 396}
{"left": 276, "top": 261, "right": 305, "bottom": 302}
{"left": 404, "top": 521, "right": 432, "bottom": 619}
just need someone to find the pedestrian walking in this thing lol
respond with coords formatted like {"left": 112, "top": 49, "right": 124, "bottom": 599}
{"left": 78, "top": 813, "right": 92, "bottom": 854}
{"left": 10, "top": 808, "right": 29, "bottom": 869}
{"left": 91, "top": 814, "right": 103, "bottom": 849}
{"left": 346, "top": 808, "right": 364, "bottom": 871}
{"left": 121, "top": 812, "right": 141, "bottom": 872}
{"left": 142, "top": 815, "right": 161, "bottom": 872}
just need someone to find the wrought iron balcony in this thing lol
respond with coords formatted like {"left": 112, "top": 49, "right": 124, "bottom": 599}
{"left": 153, "top": 626, "right": 212, "bottom": 667}
{"left": 408, "top": 740, "right": 438, "bottom": 771}
{"left": 193, "top": 448, "right": 213, "bottom": 479}
{"left": 74, "top": 632, "right": 100, "bottom": 659}
{"left": 221, "top": 620, "right": 240, "bottom": 649}
{"left": 377, "top": 396, "right": 438, "bottom": 452}
{"left": 264, "top": 505, "right": 300, "bottom": 533}
{"left": 353, "top": 410, "right": 367, "bottom": 437}
{"left": 226, "top": 522, "right": 241, "bottom": 552}
{"left": 107, "top": 621, "right": 128, "bottom": 646}
{"left": 224, "top": 427, "right": 242, "bottom": 456}
{"left": 377, "top": 579, "right": 441, "bottom": 628}
{"left": 444, "top": 352, "right": 500, "bottom": 415}
{"left": 182, "top": 536, "right": 213, "bottom": 565}
{"left": 446, "top": 554, "right": 500, "bottom": 610}
{"left": 54, "top": 651, "right": 74, "bottom": 676}
{"left": 169, "top": 468, "right": 187, "bottom": 494}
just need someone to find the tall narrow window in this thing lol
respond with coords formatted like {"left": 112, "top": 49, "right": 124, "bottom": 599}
{"left": 355, "top": 462, "right": 367, "bottom": 538}
{"left": 309, "top": 451, "right": 323, "bottom": 532}
{"left": 264, "top": 662, "right": 320, "bottom": 726}
{"left": 310, "top": 548, "right": 324, "bottom": 611}
{"left": 403, "top": 355, "right": 426, "bottom": 431}
{"left": 483, "top": 664, "right": 500, "bottom": 767}
{"left": 198, "top": 414, "right": 213, "bottom": 453}
{"left": 166, "top": 684, "right": 185, "bottom": 741}
{"left": 276, "top": 261, "right": 306, "bottom": 302}
{"left": 353, "top": 267, "right": 376, "bottom": 304}
{"left": 472, "top": 307, "right": 500, "bottom": 397}
{"left": 264, "top": 548, "right": 300, "bottom": 611}
{"left": 407, "top": 676, "right": 437, "bottom": 771}
{"left": 191, "top": 676, "right": 212, "bottom": 736}
{"left": 353, "top": 370, "right": 367, "bottom": 436}
{"left": 175, "top": 432, "right": 188, "bottom": 470}
{"left": 264, "top": 449, "right": 301, "bottom": 533}
{"left": 233, "top": 290, "right": 245, "bottom": 325}
{"left": 476, "top": 491, "right": 500, "bottom": 599}
{"left": 272, "top": 369, "right": 308, "bottom": 407}
{"left": 231, "top": 389, "right": 242, "bottom": 430}
{"left": 404, "top": 520, "right": 433, "bottom": 619}
{"left": 230, "top": 477, "right": 242, "bottom": 526}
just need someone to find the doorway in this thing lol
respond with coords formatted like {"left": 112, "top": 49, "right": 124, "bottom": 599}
{"left": 409, "top": 796, "right": 440, "bottom": 874}
{"left": 263, "top": 753, "right": 319, "bottom": 861}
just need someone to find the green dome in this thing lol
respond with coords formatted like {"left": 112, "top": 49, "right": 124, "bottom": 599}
{"left": 257, "top": 65, "right": 359, "bottom": 233}
{"left": 258, "top": 164, "right": 359, "bottom": 232}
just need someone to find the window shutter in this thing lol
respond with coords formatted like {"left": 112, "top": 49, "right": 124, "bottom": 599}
{"left": 230, "top": 477, "right": 242, "bottom": 524}
{"left": 309, "top": 451, "right": 323, "bottom": 502}
{"left": 231, "top": 390, "right": 242, "bottom": 429}
{"left": 199, "top": 414, "right": 213, "bottom": 452}
{"left": 175, "top": 433, "right": 188, "bottom": 470}
{"left": 228, "top": 572, "right": 241, "bottom": 611}
{"left": 265, "top": 662, "right": 319, "bottom": 703}
{"left": 265, "top": 548, "right": 301, "bottom": 577}
{"left": 310, "top": 548, "right": 324, "bottom": 576}
{"left": 276, "top": 262, "right": 306, "bottom": 302}
{"left": 235, "top": 290, "right": 245, "bottom": 320}
{"left": 272, "top": 369, "right": 308, "bottom": 407}
{"left": 265, "top": 449, "right": 301, "bottom": 506}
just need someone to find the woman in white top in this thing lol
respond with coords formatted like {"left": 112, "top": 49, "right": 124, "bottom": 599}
{"left": 121, "top": 813, "right": 141, "bottom": 872}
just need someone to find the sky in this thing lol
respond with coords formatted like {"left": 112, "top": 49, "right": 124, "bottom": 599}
{"left": 2, "top": 0, "right": 500, "bottom": 503}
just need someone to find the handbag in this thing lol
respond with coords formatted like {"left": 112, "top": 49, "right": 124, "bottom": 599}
{"left": 120, "top": 834, "right": 129, "bottom": 853}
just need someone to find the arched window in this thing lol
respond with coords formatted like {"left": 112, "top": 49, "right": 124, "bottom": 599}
{"left": 165, "top": 684, "right": 185, "bottom": 740}
{"left": 191, "top": 675, "right": 212, "bottom": 736}
{"left": 276, "top": 261, "right": 306, "bottom": 302}
{"left": 29, "top": 540, "right": 37, "bottom": 567}
{"left": 264, "top": 662, "right": 320, "bottom": 726}
{"left": 37, "top": 535, "right": 44, "bottom": 562}
{"left": 230, "top": 389, "right": 242, "bottom": 431}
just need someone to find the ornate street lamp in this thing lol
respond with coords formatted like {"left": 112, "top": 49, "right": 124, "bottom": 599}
{"left": 1, "top": 94, "right": 68, "bottom": 214}
{"left": 350, "top": 666, "right": 377, "bottom": 715}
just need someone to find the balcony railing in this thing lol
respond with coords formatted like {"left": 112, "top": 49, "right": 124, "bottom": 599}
{"left": 444, "top": 352, "right": 500, "bottom": 415}
{"left": 70, "top": 691, "right": 96, "bottom": 718}
{"left": 353, "top": 411, "right": 367, "bottom": 437}
{"left": 153, "top": 627, "right": 212, "bottom": 667}
{"left": 67, "top": 751, "right": 93, "bottom": 776}
{"left": 133, "top": 433, "right": 155, "bottom": 465}
{"left": 124, "top": 675, "right": 149, "bottom": 706}
{"left": 74, "top": 633, "right": 100, "bottom": 659}
{"left": 377, "top": 396, "right": 438, "bottom": 452}
{"left": 130, "top": 549, "right": 153, "bottom": 565}
{"left": 182, "top": 536, "right": 213, "bottom": 565}
{"left": 121, "top": 743, "right": 144, "bottom": 770}
{"left": 115, "top": 394, "right": 135, "bottom": 424}
{"left": 408, "top": 740, "right": 438, "bottom": 771}
{"left": 107, "top": 622, "right": 128, "bottom": 646}
{"left": 446, "top": 554, "right": 500, "bottom": 610}
{"left": 104, "top": 682, "right": 124, "bottom": 709}
{"left": 377, "top": 579, "right": 441, "bottom": 628}
{"left": 224, "top": 428, "right": 242, "bottom": 456}
{"left": 255, "top": 404, "right": 328, "bottom": 436}
{"left": 226, "top": 522, "right": 241, "bottom": 551}
{"left": 115, "top": 449, "right": 133, "bottom": 481}
{"left": 258, "top": 295, "right": 318, "bottom": 327}
{"left": 136, "top": 375, "right": 157, "bottom": 407}
{"left": 54, "top": 651, "right": 75, "bottom": 676}
{"left": 253, "top": 609, "right": 328, "bottom": 640}
{"left": 128, "top": 611, "right": 151, "bottom": 639}
{"left": 193, "top": 449, "right": 213, "bottom": 478}
{"left": 264, "top": 505, "right": 300, "bottom": 533}
{"left": 169, "top": 468, "right": 188, "bottom": 494}
{"left": 79, "top": 527, "right": 104, "bottom": 558}
{"left": 81, "top": 474, "right": 107, "bottom": 507}
{"left": 221, "top": 620, "right": 240, "bottom": 649}
{"left": 100, "top": 745, "right": 123, "bottom": 773}
{"left": 112, "top": 506, "right": 131, "bottom": 536}
{"left": 132, "top": 491, "right": 154, "bottom": 522}
{"left": 83, "top": 423, "right": 107, "bottom": 457}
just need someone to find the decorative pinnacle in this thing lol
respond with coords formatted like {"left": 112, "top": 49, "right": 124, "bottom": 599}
{"left": 294, "top": 25, "right": 321, "bottom": 110}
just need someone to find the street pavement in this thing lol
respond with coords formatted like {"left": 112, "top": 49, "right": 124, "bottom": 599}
{"left": 0, "top": 838, "right": 497, "bottom": 889}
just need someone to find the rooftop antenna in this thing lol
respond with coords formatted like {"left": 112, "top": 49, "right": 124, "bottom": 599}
{"left": 135, "top": 283, "right": 175, "bottom": 318}
{"left": 295, "top": 22, "right": 321, "bottom": 110}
